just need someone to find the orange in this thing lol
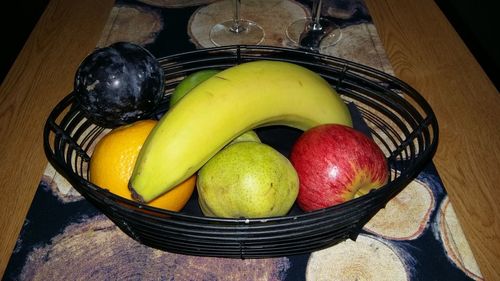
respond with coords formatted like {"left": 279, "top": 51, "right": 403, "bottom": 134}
{"left": 89, "top": 119, "right": 196, "bottom": 211}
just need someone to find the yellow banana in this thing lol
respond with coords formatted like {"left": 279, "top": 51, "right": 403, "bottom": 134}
{"left": 129, "top": 60, "right": 352, "bottom": 202}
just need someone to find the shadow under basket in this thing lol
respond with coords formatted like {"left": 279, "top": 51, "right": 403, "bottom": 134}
{"left": 43, "top": 45, "right": 438, "bottom": 259}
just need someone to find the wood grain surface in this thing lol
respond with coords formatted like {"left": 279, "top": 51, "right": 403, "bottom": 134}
{"left": 0, "top": 0, "right": 498, "bottom": 280}
{"left": 365, "top": 1, "right": 500, "bottom": 280}
{"left": 0, "top": 0, "right": 115, "bottom": 276}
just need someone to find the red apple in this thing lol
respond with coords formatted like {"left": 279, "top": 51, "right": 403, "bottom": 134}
{"left": 290, "top": 124, "right": 389, "bottom": 212}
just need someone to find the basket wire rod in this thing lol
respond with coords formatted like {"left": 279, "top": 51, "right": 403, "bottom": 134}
{"left": 344, "top": 82, "right": 424, "bottom": 134}
{"left": 131, "top": 223, "right": 354, "bottom": 251}
{"left": 108, "top": 215, "right": 142, "bottom": 243}
{"left": 357, "top": 107, "right": 412, "bottom": 167}
{"left": 236, "top": 45, "right": 241, "bottom": 64}
{"left": 388, "top": 116, "right": 435, "bottom": 162}
{"left": 136, "top": 229, "right": 352, "bottom": 258}
{"left": 335, "top": 63, "right": 350, "bottom": 92}
{"left": 115, "top": 213, "right": 358, "bottom": 241}
{"left": 69, "top": 120, "right": 103, "bottom": 177}
{"left": 239, "top": 241, "right": 245, "bottom": 260}
{"left": 342, "top": 88, "right": 414, "bottom": 147}
{"left": 49, "top": 119, "right": 90, "bottom": 163}
{"left": 110, "top": 196, "right": 385, "bottom": 241}
{"left": 161, "top": 61, "right": 235, "bottom": 74}
{"left": 115, "top": 197, "right": 380, "bottom": 232}
{"left": 114, "top": 205, "right": 361, "bottom": 237}
{"left": 335, "top": 70, "right": 428, "bottom": 130}
{"left": 121, "top": 214, "right": 359, "bottom": 244}
{"left": 112, "top": 190, "right": 383, "bottom": 226}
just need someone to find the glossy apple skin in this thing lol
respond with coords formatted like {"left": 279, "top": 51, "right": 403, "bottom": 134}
{"left": 290, "top": 124, "right": 389, "bottom": 212}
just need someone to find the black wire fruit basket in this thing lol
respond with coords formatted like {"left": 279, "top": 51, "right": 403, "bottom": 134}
{"left": 44, "top": 45, "right": 438, "bottom": 259}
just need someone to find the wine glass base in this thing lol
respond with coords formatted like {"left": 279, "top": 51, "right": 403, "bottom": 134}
{"left": 210, "top": 20, "right": 265, "bottom": 46}
{"left": 286, "top": 18, "right": 342, "bottom": 51}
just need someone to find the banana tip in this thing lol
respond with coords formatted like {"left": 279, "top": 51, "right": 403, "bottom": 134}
{"left": 128, "top": 182, "right": 146, "bottom": 203}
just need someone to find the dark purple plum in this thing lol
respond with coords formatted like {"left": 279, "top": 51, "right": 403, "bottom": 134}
{"left": 74, "top": 42, "right": 164, "bottom": 128}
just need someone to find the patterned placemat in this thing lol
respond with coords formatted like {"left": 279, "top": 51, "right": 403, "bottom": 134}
{"left": 2, "top": 1, "right": 482, "bottom": 280}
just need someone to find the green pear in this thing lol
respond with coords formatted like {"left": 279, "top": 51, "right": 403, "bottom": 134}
{"left": 229, "top": 130, "right": 261, "bottom": 144}
{"left": 197, "top": 142, "right": 299, "bottom": 218}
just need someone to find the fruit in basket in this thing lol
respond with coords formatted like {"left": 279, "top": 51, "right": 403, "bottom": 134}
{"left": 229, "top": 130, "right": 261, "bottom": 144}
{"left": 171, "top": 69, "right": 260, "bottom": 144}
{"left": 74, "top": 42, "right": 164, "bottom": 128}
{"left": 197, "top": 142, "right": 299, "bottom": 218}
{"left": 290, "top": 124, "right": 389, "bottom": 212}
{"left": 89, "top": 119, "right": 195, "bottom": 211}
{"left": 129, "top": 60, "right": 353, "bottom": 202}
{"left": 170, "top": 69, "right": 220, "bottom": 107}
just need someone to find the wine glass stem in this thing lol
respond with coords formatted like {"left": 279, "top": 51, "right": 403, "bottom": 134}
{"left": 230, "top": 0, "right": 246, "bottom": 33}
{"left": 311, "top": 0, "right": 323, "bottom": 31}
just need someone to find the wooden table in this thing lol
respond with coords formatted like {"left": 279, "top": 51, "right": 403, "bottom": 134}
{"left": 0, "top": 0, "right": 498, "bottom": 279}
